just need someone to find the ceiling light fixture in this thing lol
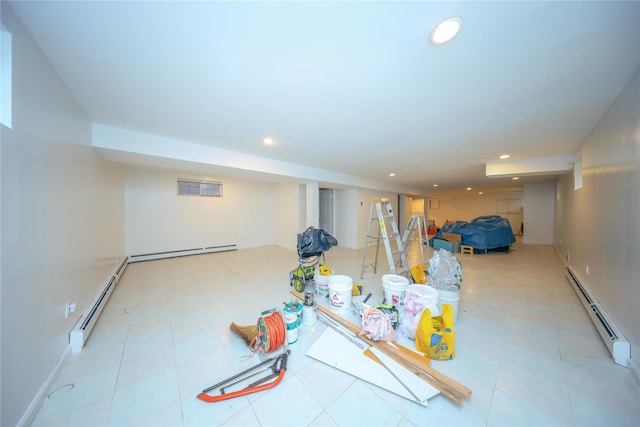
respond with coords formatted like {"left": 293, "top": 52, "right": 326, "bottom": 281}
{"left": 433, "top": 184, "right": 438, "bottom": 187}
{"left": 466, "top": 187, "right": 472, "bottom": 191}
{"left": 263, "top": 137, "right": 274, "bottom": 145}
{"left": 430, "top": 17, "right": 462, "bottom": 45}
{"left": 389, "top": 173, "right": 396, "bottom": 177}
{"left": 499, "top": 154, "right": 510, "bottom": 159}
{"left": 512, "top": 177, "right": 519, "bottom": 180}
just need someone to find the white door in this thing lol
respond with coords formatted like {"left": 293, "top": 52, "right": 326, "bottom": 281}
{"left": 319, "top": 189, "right": 333, "bottom": 233}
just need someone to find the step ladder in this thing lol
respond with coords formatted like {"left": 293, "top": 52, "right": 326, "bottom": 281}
{"left": 402, "top": 214, "right": 428, "bottom": 266}
{"left": 360, "top": 198, "right": 411, "bottom": 280}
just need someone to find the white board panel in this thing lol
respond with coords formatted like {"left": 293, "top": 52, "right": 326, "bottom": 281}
{"left": 306, "top": 328, "right": 439, "bottom": 406}
{"left": 369, "top": 346, "right": 438, "bottom": 402}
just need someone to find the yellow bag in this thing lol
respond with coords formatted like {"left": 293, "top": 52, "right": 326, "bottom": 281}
{"left": 410, "top": 264, "right": 428, "bottom": 284}
{"left": 415, "top": 304, "right": 455, "bottom": 360}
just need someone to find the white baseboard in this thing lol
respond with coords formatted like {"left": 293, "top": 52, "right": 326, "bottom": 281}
{"left": 129, "top": 244, "right": 237, "bottom": 262}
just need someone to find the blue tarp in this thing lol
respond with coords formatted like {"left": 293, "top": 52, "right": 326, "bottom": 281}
{"left": 432, "top": 215, "right": 516, "bottom": 250}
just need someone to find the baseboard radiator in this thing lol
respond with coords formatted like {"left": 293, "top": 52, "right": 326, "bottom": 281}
{"left": 564, "top": 266, "right": 630, "bottom": 366}
{"left": 70, "top": 256, "right": 129, "bottom": 353}
{"left": 128, "top": 244, "right": 237, "bottom": 263}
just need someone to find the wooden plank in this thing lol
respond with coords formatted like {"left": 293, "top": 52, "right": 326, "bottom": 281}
{"left": 392, "top": 342, "right": 432, "bottom": 367}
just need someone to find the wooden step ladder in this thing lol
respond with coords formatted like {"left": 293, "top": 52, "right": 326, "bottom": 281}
{"left": 360, "top": 198, "right": 411, "bottom": 280}
{"left": 402, "top": 214, "right": 428, "bottom": 266}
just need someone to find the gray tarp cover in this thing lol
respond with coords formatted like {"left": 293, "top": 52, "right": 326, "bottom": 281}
{"left": 297, "top": 227, "right": 338, "bottom": 255}
{"left": 432, "top": 215, "right": 516, "bottom": 250}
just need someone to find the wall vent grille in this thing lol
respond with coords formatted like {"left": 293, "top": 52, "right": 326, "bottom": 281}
{"left": 177, "top": 179, "right": 222, "bottom": 197}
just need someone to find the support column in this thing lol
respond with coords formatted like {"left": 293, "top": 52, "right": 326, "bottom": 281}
{"left": 305, "top": 182, "right": 319, "bottom": 229}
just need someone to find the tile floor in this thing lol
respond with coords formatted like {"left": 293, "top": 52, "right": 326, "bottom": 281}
{"left": 32, "top": 242, "right": 639, "bottom": 426}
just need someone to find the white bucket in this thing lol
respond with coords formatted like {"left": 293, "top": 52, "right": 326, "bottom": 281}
{"left": 437, "top": 284, "right": 461, "bottom": 324}
{"left": 285, "top": 313, "right": 299, "bottom": 344}
{"left": 302, "top": 304, "right": 317, "bottom": 325}
{"left": 314, "top": 270, "right": 330, "bottom": 298}
{"left": 328, "top": 275, "right": 353, "bottom": 313}
{"left": 382, "top": 274, "right": 410, "bottom": 308}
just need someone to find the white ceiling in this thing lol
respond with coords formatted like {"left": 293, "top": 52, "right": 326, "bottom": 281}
{"left": 8, "top": 1, "right": 640, "bottom": 197}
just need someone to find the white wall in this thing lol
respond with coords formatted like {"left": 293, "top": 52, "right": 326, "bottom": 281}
{"left": 0, "top": 5, "right": 125, "bottom": 425}
{"left": 428, "top": 192, "right": 524, "bottom": 235}
{"left": 555, "top": 67, "right": 640, "bottom": 370}
{"left": 522, "top": 182, "right": 555, "bottom": 244}
{"left": 356, "top": 190, "right": 399, "bottom": 250}
{"left": 411, "top": 197, "right": 425, "bottom": 215}
{"left": 329, "top": 188, "right": 400, "bottom": 250}
{"left": 124, "top": 167, "right": 276, "bottom": 254}
{"left": 274, "top": 182, "right": 302, "bottom": 249}
{"left": 334, "top": 188, "right": 359, "bottom": 249}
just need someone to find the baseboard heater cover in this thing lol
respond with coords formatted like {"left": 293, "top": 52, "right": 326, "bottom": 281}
{"left": 565, "top": 266, "right": 630, "bottom": 366}
{"left": 70, "top": 256, "right": 129, "bottom": 353}
{"left": 128, "top": 244, "right": 237, "bottom": 262}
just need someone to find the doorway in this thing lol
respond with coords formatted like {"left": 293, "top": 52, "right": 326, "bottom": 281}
{"left": 319, "top": 189, "right": 333, "bottom": 234}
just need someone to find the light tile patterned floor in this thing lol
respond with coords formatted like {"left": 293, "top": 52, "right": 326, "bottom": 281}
{"left": 32, "top": 243, "right": 639, "bottom": 426}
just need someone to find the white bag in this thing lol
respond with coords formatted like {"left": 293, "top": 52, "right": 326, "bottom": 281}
{"left": 398, "top": 285, "right": 440, "bottom": 340}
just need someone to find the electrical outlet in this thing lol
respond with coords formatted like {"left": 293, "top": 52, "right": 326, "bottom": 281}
{"left": 65, "top": 301, "right": 76, "bottom": 319}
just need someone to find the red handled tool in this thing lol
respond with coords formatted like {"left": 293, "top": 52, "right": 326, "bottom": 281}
{"left": 197, "top": 350, "right": 289, "bottom": 403}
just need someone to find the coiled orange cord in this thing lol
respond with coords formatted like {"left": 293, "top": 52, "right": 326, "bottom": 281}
{"left": 249, "top": 311, "right": 286, "bottom": 353}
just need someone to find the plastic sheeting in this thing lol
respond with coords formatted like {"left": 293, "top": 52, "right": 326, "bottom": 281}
{"left": 432, "top": 215, "right": 516, "bottom": 250}
{"left": 427, "top": 249, "right": 462, "bottom": 290}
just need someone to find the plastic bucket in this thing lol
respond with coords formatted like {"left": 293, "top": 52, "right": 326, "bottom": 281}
{"left": 382, "top": 274, "right": 410, "bottom": 308}
{"left": 302, "top": 304, "right": 317, "bottom": 325}
{"left": 328, "top": 275, "right": 353, "bottom": 313}
{"left": 283, "top": 301, "right": 303, "bottom": 328}
{"left": 284, "top": 313, "right": 299, "bottom": 344}
{"left": 437, "top": 284, "right": 461, "bottom": 324}
{"left": 314, "top": 270, "right": 330, "bottom": 298}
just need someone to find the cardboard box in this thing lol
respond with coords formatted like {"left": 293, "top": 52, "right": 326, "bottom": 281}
{"left": 442, "top": 232, "right": 461, "bottom": 243}
{"left": 439, "top": 232, "right": 461, "bottom": 252}
{"left": 433, "top": 239, "right": 460, "bottom": 253}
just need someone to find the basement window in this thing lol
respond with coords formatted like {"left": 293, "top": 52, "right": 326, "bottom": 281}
{"left": 177, "top": 179, "right": 222, "bottom": 197}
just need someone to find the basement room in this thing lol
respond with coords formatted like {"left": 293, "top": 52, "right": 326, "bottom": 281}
{"left": 1, "top": 1, "right": 639, "bottom": 426}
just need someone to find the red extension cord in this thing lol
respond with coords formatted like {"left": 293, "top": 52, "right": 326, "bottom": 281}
{"left": 250, "top": 310, "right": 286, "bottom": 353}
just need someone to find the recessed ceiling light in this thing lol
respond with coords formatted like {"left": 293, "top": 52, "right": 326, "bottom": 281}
{"left": 389, "top": 173, "right": 396, "bottom": 177}
{"left": 430, "top": 17, "right": 462, "bottom": 45}
{"left": 499, "top": 154, "right": 510, "bottom": 159}
{"left": 466, "top": 187, "right": 472, "bottom": 191}
{"left": 512, "top": 177, "right": 519, "bottom": 180}
{"left": 433, "top": 184, "right": 438, "bottom": 187}
{"left": 263, "top": 137, "right": 274, "bottom": 145}
{"left": 478, "top": 191, "right": 484, "bottom": 195}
